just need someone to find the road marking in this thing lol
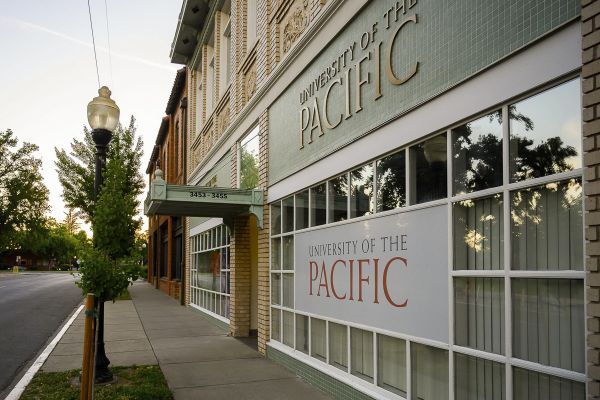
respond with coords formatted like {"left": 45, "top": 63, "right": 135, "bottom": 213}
{"left": 5, "top": 303, "right": 85, "bottom": 400}
{"left": 0, "top": 286, "right": 6, "bottom": 289}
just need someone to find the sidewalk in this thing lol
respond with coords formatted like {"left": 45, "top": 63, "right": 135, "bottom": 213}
{"left": 41, "top": 281, "right": 331, "bottom": 400}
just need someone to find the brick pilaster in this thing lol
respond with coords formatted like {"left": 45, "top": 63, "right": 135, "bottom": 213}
{"left": 257, "top": 110, "right": 270, "bottom": 354}
{"left": 583, "top": 1, "right": 600, "bottom": 397}
{"left": 230, "top": 215, "right": 251, "bottom": 337}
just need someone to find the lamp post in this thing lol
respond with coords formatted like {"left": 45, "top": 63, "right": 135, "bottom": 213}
{"left": 87, "top": 86, "right": 120, "bottom": 383}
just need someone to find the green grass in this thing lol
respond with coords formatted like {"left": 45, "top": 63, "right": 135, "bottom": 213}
{"left": 115, "top": 288, "right": 132, "bottom": 301}
{"left": 20, "top": 366, "right": 173, "bottom": 400}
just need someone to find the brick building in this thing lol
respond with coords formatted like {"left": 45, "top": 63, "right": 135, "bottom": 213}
{"left": 144, "top": 0, "right": 596, "bottom": 398}
{"left": 147, "top": 67, "right": 188, "bottom": 302}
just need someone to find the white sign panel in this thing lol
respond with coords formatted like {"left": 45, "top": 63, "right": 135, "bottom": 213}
{"left": 295, "top": 205, "right": 449, "bottom": 343}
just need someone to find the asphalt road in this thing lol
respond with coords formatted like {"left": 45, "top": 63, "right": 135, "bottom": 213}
{"left": 0, "top": 272, "right": 82, "bottom": 397}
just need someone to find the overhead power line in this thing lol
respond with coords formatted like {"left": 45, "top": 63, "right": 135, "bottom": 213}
{"left": 87, "top": 0, "right": 101, "bottom": 88}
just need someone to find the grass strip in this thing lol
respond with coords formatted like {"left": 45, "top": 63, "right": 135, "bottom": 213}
{"left": 20, "top": 365, "right": 172, "bottom": 400}
{"left": 115, "top": 288, "right": 132, "bottom": 301}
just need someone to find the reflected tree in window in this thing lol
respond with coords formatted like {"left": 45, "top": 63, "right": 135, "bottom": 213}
{"left": 328, "top": 174, "right": 348, "bottom": 222}
{"left": 240, "top": 132, "right": 259, "bottom": 189}
{"left": 452, "top": 111, "right": 502, "bottom": 194}
{"left": 377, "top": 150, "right": 406, "bottom": 211}
{"left": 508, "top": 79, "right": 581, "bottom": 182}
{"left": 350, "top": 165, "right": 373, "bottom": 217}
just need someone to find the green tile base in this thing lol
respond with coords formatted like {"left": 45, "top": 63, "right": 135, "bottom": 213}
{"left": 188, "top": 305, "right": 230, "bottom": 331}
{"left": 267, "top": 345, "right": 374, "bottom": 400}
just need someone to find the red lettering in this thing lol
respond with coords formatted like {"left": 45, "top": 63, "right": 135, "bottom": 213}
{"left": 358, "top": 259, "right": 370, "bottom": 302}
{"left": 349, "top": 259, "right": 354, "bottom": 301}
{"left": 317, "top": 262, "right": 330, "bottom": 297}
{"left": 330, "top": 259, "right": 347, "bottom": 300}
{"left": 383, "top": 256, "right": 408, "bottom": 307}
{"left": 373, "top": 258, "right": 379, "bottom": 304}
{"left": 309, "top": 261, "right": 319, "bottom": 295}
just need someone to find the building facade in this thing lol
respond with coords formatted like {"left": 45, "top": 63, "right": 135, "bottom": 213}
{"left": 147, "top": 67, "right": 188, "bottom": 301}
{"left": 143, "top": 0, "right": 600, "bottom": 398}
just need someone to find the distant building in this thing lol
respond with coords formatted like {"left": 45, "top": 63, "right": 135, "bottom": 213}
{"left": 145, "top": 0, "right": 595, "bottom": 398}
{"left": 146, "top": 67, "right": 187, "bottom": 302}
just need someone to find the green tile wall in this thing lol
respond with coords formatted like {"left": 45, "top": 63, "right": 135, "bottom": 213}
{"left": 269, "top": 0, "right": 580, "bottom": 184}
{"left": 268, "top": 346, "right": 374, "bottom": 400}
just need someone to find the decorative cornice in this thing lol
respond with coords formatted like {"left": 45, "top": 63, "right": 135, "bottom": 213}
{"left": 166, "top": 67, "right": 187, "bottom": 115}
{"left": 189, "top": 0, "right": 345, "bottom": 185}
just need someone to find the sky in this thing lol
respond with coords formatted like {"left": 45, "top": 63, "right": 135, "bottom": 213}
{"left": 0, "top": 0, "right": 182, "bottom": 231}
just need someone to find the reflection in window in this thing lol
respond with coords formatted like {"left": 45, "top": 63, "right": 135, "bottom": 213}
{"left": 311, "top": 318, "right": 327, "bottom": 362}
{"left": 511, "top": 179, "right": 582, "bottom": 271}
{"left": 411, "top": 343, "right": 448, "bottom": 400}
{"left": 282, "top": 274, "right": 294, "bottom": 308}
{"left": 378, "top": 335, "right": 407, "bottom": 396}
{"left": 350, "top": 164, "right": 374, "bottom": 218}
{"left": 310, "top": 183, "right": 327, "bottom": 226}
{"left": 282, "top": 236, "right": 294, "bottom": 270}
{"left": 240, "top": 128, "right": 260, "bottom": 189}
{"left": 411, "top": 133, "right": 447, "bottom": 204}
{"left": 329, "top": 322, "right": 348, "bottom": 371}
{"left": 455, "top": 278, "right": 505, "bottom": 355}
{"left": 328, "top": 174, "right": 348, "bottom": 222}
{"left": 296, "top": 314, "right": 309, "bottom": 354}
{"left": 453, "top": 195, "right": 503, "bottom": 270}
{"left": 271, "top": 307, "right": 281, "bottom": 341}
{"left": 271, "top": 238, "right": 280, "bottom": 270}
{"left": 282, "top": 196, "right": 294, "bottom": 233}
{"left": 296, "top": 190, "right": 309, "bottom": 230}
{"left": 512, "top": 279, "right": 584, "bottom": 373}
{"left": 455, "top": 354, "right": 505, "bottom": 400}
{"left": 350, "top": 328, "right": 373, "bottom": 383}
{"left": 283, "top": 310, "right": 294, "bottom": 347}
{"left": 377, "top": 150, "right": 406, "bottom": 211}
{"left": 271, "top": 273, "right": 280, "bottom": 305}
{"left": 453, "top": 112, "right": 502, "bottom": 194}
{"left": 513, "top": 367, "right": 584, "bottom": 400}
{"left": 271, "top": 202, "right": 281, "bottom": 235}
{"left": 509, "top": 79, "right": 581, "bottom": 182}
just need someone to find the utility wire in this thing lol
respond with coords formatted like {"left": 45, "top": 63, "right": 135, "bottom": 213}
{"left": 87, "top": 0, "right": 101, "bottom": 88}
{"left": 104, "top": 0, "right": 114, "bottom": 86}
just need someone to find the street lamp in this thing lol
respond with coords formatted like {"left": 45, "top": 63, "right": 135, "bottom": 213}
{"left": 87, "top": 85, "right": 120, "bottom": 383}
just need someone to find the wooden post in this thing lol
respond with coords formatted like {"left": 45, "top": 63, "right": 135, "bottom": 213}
{"left": 80, "top": 294, "right": 96, "bottom": 400}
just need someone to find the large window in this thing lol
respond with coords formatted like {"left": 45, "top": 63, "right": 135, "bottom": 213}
{"left": 239, "top": 127, "right": 259, "bottom": 189}
{"left": 220, "top": 13, "right": 231, "bottom": 95}
{"left": 190, "top": 224, "right": 231, "bottom": 320}
{"left": 246, "top": 0, "right": 257, "bottom": 51}
{"left": 206, "top": 46, "right": 215, "bottom": 115}
{"left": 269, "top": 78, "right": 584, "bottom": 399}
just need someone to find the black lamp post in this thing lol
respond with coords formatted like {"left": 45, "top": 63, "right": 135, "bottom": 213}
{"left": 87, "top": 86, "right": 120, "bottom": 383}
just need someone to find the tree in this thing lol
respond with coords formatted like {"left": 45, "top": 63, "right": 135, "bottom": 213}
{"left": 78, "top": 165, "right": 141, "bottom": 299}
{"left": 54, "top": 116, "right": 144, "bottom": 222}
{"left": 93, "top": 150, "right": 141, "bottom": 260}
{"left": 240, "top": 147, "right": 259, "bottom": 189}
{"left": 0, "top": 130, "right": 50, "bottom": 252}
{"left": 63, "top": 208, "right": 82, "bottom": 234}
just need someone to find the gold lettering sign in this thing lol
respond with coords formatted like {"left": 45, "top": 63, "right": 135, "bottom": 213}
{"left": 298, "top": 0, "right": 419, "bottom": 150}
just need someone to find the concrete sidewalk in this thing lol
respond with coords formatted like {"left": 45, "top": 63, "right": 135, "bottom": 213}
{"left": 42, "top": 281, "right": 331, "bottom": 400}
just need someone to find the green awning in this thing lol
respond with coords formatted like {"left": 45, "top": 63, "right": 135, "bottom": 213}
{"left": 144, "top": 171, "right": 263, "bottom": 228}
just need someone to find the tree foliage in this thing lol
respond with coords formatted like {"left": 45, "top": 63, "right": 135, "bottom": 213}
{"left": 63, "top": 208, "right": 82, "bottom": 234}
{"left": 54, "top": 117, "right": 144, "bottom": 222}
{"left": 56, "top": 117, "right": 144, "bottom": 301}
{"left": 76, "top": 247, "right": 139, "bottom": 301}
{"left": 240, "top": 147, "right": 259, "bottom": 189}
{"left": 0, "top": 129, "right": 50, "bottom": 252}
{"left": 93, "top": 150, "right": 141, "bottom": 260}
{"left": 14, "top": 218, "right": 89, "bottom": 266}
